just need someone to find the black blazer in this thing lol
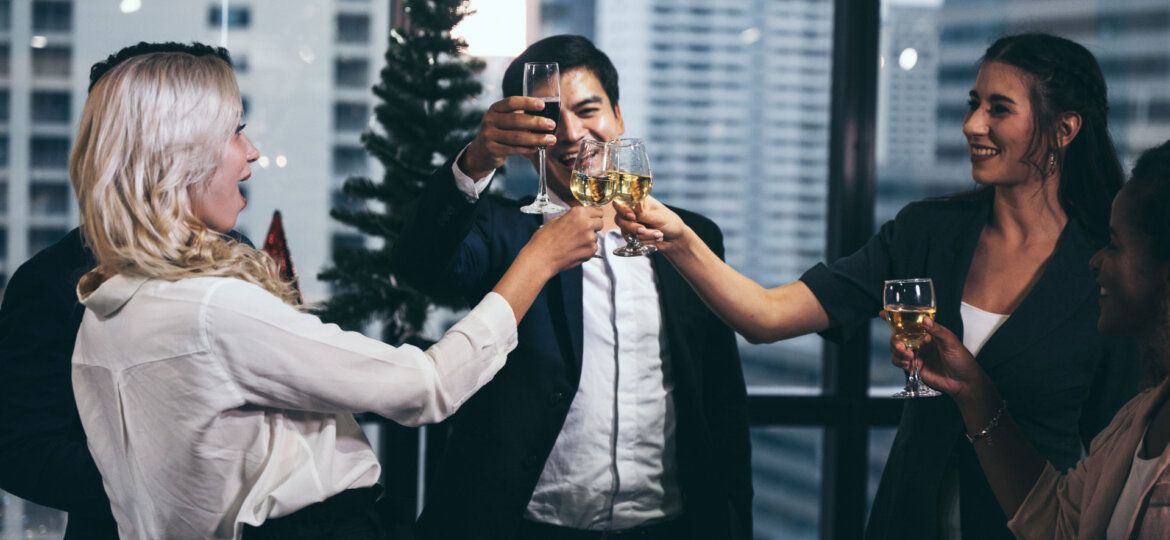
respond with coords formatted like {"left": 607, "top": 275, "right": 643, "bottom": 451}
{"left": 0, "top": 228, "right": 252, "bottom": 540}
{"left": 390, "top": 164, "right": 752, "bottom": 540}
{"left": 0, "top": 229, "right": 117, "bottom": 539}
{"left": 801, "top": 192, "right": 1138, "bottom": 539}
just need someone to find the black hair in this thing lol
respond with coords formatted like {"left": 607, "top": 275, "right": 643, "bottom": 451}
{"left": 981, "top": 33, "right": 1123, "bottom": 241}
{"left": 1124, "top": 140, "right": 1170, "bottom": 387}
{"left": 1127, "top": 140, "right": 1170, "bottom": 262}
{"left": 501, "top": 35, "right": 619, "bottom": 108}
{"left": 89, "top": 41, "right": 232, "bottom": 92}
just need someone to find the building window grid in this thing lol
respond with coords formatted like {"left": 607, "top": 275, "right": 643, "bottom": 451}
{"left": 207, "top": 4, "right": 251, "bottom": 28}
{"left": 31, "top": 0, "right": 71, "bottom": 32}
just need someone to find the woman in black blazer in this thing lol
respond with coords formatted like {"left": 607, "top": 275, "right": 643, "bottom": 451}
{"left": 617, "top": 33, "right": 1138, "bottom": 539}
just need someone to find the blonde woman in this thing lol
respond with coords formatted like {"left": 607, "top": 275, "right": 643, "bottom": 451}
{"left": 70, "top": 51, "right": 602, "bottom": 540}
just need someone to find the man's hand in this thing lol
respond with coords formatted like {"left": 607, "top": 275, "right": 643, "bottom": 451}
{"left": 460, "top": 96, "right": 557, "bottom": 179}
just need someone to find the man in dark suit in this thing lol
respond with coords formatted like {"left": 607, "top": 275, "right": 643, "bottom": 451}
{"left": 0, "top": 42, "right": 237, "bottom": 540}
{"left": 391, "top": 35, "right": 752, "bottom": 540}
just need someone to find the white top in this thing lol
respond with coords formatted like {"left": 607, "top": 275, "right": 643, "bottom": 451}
{"left": 1106, "top": 430, "right": 1163, "bottom": 539}
{"left": 940, "top": 301, "right": 1012, "bottom": 539}
{"left": 73, "top": 274, "right": 517, "bottom": 540}
{"left": 458, "top": 162, "right": 681, "bottom": 530}
{"left": 959, "top": 301, "right": 1010, "bottom": 357}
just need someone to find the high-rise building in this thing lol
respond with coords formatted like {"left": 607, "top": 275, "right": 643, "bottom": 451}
{"left": 0, "top": 0, "right": 390, "bottom": 304}
{"left": 0, "top": 1, "right": 389, "bottom": 535}
{"left": 933, "top": 0, "right": 1170, "bottom": 173}
{"left": 594, "top": 0, "right": 834, "bottom": 387}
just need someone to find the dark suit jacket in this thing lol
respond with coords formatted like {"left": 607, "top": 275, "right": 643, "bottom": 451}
{"left": 0, "top": 228, "right": 253, "bottom": 540}
{"left": 0, "top": 228, "right": 118, "bottom": 540}
{"left": 390, "top": 164, "right": 752, "bottom": 540}
{"left": 801, "top": 192, "right": 1138, "bottom": 540}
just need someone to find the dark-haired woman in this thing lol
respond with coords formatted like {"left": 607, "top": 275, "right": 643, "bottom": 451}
{"left": 616, "top": 33, "right": 1137, "bottom": 539}
{"left": 891, "top": 139, "right": 1170, "bottom": 539}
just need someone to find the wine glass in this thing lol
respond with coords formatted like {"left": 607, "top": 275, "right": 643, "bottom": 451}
{"left": 884, "top": 278, "right": 941, "bottom": 398}
{"left": 519, "top": 62, "right": 566, "bottom": 215}
{"left": 609, "top": 138, "right": 655, "bottom": 257}
{"left": 571, "top": 139, "right": 616, "bottom": 258}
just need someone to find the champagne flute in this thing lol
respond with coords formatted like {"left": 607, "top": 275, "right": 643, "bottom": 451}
{"left": 885, "top": 278, "right": 941, "bottom": 398}
{"left": 609, "top": 138, "right": 655, "bottom": 257}
{"left": 571, "top": 139, "right": 616, "bottom": 257}
{"left": 519, "top": 62, "right": 566, "bottom": 215}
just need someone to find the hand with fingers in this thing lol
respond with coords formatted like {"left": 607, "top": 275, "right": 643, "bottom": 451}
{"left": 613, "top": 196, "right": 691, "bottom": 254}
{"left": 884, "top": 312, "right": 994, "bottom": 404}
{"left": 521, "top": 206, "right": 605, "bottom": 274}
{"left": 460, "top": 97, "right": 558, "bottom": 180}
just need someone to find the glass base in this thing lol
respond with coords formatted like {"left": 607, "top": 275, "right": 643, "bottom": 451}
{"left": 520, "top": 198, "right": 567, "bottom": 215}
{"left": 892, "top": 384, "right": 942, "bottom": 399}
{"left": 613, "top": 243, "right": 657, "bottom": 257}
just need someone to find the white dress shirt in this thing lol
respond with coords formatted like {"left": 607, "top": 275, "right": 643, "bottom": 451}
{"left": 455, "top": 161, "right": 681, "bottom": 530}
{"left": 73, "top": 274, "right": 516, "bottom": 540}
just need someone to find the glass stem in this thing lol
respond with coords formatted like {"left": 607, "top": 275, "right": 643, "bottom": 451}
{"left": 908, "top": 347, "right": 923, "bottom": 387}
{"left": 536, "top": 146, "right": 549, "bottom": 202}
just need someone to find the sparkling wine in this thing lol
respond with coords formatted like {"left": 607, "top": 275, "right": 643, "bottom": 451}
{"left": 571, "top": 170, "right": 617, "bottom": 206}
{"left": 609, "top": 171, "right": 653, "bottom": 206}
{"left": 884, "top": 305, "right": 936, "bottom": 349}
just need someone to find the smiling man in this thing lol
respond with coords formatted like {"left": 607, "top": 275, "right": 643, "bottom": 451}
{"left": 391, "top": 35, "right": 752, "bottom": 540}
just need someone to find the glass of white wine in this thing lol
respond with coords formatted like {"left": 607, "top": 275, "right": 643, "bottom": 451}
{"left": 520, "top": 62, "right": 566, "bottom": 215}
{"left": 571, "top": 139, "right": 615, "bottom": 258}
{"left": 608, "top": 138, "right": 655, "bottom": 257}
{"left": 884, "top": 278, "right": 941, "bottom": 398}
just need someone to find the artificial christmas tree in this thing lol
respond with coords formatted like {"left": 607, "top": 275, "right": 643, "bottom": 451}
{"left": 315, "top": 0, "right": 485, "bottom": 344}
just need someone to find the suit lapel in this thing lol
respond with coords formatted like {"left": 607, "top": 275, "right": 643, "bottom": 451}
{"left": 557, "top": 266, "right": 585, "bottom": 372}
{"left": 974, "top": 221, "right": 1099, "bottom": 371}
{"left": 937, "top": 204, "right": 989, "bottom": 338}
{"left": 517, "top": 210, "right": 583, "bottom": 374}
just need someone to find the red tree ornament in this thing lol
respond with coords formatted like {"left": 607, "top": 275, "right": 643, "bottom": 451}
{"left": 262, "top": 210, "right": 303, "bottom": 304}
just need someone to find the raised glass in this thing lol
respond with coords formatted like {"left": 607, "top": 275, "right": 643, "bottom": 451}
{"left": 519, "top": 61, "right": 565, "bottom": 215}
{"left": 608, "top": 138, "right": 655, "bottom": 256}
{"left": 884, "top": 278, "right": 941, "bottom": 398}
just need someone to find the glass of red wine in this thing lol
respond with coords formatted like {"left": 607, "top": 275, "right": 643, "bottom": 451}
{"left": 520, "top": 62, "right": 566, "bottom": 214}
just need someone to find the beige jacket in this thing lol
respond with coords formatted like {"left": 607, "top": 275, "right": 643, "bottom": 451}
{"left": 1009, "top": 378, "right": 1170, "bottom": 539}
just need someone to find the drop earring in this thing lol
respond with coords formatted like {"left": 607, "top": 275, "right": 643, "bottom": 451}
{"left": 1046, "top": 152, "right": 1057, "bottom": 176}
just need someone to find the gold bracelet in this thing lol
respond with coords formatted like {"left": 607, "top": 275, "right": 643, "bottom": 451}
{"left": 966, "top": 400, "right": 1006, "bottom": 446}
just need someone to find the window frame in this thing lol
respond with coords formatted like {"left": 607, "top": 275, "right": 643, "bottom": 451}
{"left": 365, "top": 2, "right": 904, "bottom": 538}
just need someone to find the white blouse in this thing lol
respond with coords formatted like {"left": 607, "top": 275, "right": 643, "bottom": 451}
{"left": 73, "top": 274, "right": 517, "bottom": 539}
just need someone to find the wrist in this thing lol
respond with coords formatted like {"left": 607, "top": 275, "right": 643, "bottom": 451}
{"left": 663, "top": 225, "right": 699, "bottom": 257}
{"left": 513, "top": 244, "right": 556, "bottom": 283}
{"left": 459, "top": 140, "right": 498, "bottom": 180}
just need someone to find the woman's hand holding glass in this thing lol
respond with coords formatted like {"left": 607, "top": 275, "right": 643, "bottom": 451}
{"left": 614, "top": 196, "right": 691, "bottom": 254}
{"left": 888, "top": 314, "right": 995, "bottom": 406}
{"left": 519, "top": 205, "right": 605, "bottom": 275}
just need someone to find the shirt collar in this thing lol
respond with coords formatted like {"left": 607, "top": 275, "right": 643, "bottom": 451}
{"left": 78, "top": 273, "right": 150, "bottom": 318}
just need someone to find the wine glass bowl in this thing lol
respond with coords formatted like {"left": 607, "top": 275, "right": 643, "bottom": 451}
{"left": 570, "top": 139, "right": 616, "bottom": 207}
{"left": 885, "top": 278, "right": 941, "bottom": 398}
{"left": 609, "top": 138, "right": 655, "bottom": 257}
{"left": 520, "top": 62, "right": 566, "bottom": 215}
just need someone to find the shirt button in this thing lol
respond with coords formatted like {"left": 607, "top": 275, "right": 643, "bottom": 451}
{"left": 547, "top": 392, "right": 563, "bottom": 405}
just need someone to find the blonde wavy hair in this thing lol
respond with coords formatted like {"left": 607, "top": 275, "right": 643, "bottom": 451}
{"left": 72, "top": 52, "right": 299, "bottom": 304}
